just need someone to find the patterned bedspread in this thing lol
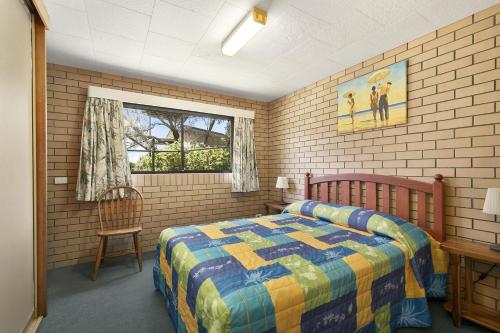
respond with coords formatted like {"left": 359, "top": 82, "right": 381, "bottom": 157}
{"left": 153, "top": 201, "right": 448, "bottom": 333}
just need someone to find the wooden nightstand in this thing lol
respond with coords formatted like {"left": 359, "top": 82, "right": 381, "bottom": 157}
{"left": 440, "top": 239, "right": 500, "bottom": 332}
{"left": 264, "top": 202, "right": 288, "bottom": 214}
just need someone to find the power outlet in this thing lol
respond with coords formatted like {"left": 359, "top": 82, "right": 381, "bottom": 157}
{"left": 54, "top": 177, "right": 68, "bottom": 185}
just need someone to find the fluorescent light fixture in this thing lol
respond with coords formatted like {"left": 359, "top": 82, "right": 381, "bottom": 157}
{"left": 222, "top": 7, "right": 267, "bottom": 56}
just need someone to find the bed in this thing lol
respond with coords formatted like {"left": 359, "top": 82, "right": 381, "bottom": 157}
{"left": 153, "top": 173, "right": 449, "bottom": 333}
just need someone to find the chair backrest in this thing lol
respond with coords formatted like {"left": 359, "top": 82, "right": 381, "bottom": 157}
{"left": 97, "top": 186, "right": 143, "bottom": 232}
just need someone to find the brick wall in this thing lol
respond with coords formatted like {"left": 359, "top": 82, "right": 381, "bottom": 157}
{"left": 269, "top": 4, "right": 500, "bottom": 310}
{"left": 47, "top": 64, "right": 269, "bottom": 268}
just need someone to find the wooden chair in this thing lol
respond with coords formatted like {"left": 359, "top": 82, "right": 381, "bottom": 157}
{"left": 92, "top": 186, "right": 144, "bottom": 280}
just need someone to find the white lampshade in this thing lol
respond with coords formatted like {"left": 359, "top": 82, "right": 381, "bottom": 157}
{"left": 276, "top": 177, "right": 289, "bottom": 189}
{"left": 483, "top": 188, "right": 500, "bottom": 215}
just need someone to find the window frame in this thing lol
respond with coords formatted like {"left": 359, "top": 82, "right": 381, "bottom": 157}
{"left": 123, "top": 102, "right": 234, "bottom": 174}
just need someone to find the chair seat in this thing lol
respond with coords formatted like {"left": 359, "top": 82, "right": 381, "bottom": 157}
{"left": 98, "top": 226, "right": 142, "bottom": 236}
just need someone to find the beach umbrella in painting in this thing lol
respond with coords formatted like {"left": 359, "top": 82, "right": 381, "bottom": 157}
{"left": 342, "top": 91, "right": 355, "bottom": 98}
{"left": 368, "top": 69, "right": 390, "bottom": 83}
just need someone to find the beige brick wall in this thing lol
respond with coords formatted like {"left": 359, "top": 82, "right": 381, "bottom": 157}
{"left": 47, "top": 63, "right": 269, "bottom": 268}
{"left": 269, "top": 4, "right": 500, "bottom": 310}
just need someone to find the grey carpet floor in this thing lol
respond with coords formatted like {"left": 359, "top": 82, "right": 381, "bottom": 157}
{"left": 38, "top": 252, "right": 491, "bottom": 333}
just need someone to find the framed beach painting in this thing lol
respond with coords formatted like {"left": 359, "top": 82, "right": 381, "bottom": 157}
{"left": 337, "top": 60, "right": 407, "bottom": 134}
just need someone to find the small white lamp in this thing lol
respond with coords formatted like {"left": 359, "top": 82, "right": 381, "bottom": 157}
{"left": 482, "top": 188, "right": 500, "bottom": 251}
{"left": 276, "top": 177, "right": 289, "bottom": 204}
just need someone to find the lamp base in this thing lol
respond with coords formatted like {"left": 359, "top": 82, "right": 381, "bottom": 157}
{"left": 490, "top": 244, "right": 500, "bottom": 252}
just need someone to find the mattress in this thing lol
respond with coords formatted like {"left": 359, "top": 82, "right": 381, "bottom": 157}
{"left": 153, "top": 200, "right": 448, "bottom": 333}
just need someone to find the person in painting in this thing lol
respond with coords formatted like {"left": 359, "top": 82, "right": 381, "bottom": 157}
{"left": 378, "top": 81, "right": 392, "bottom": 122}
{"left": 347, "top": 93, "right": 355, "bottom": 125}
{"left": 370, "top": 86, "right": 379, "bottom": 121}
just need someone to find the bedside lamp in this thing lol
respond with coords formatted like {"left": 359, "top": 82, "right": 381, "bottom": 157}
{"left": 276, "top": 177, "right": 289, "bottom": 204}
{"left": 483, "top": 188, "right": 500, "bottom": 251}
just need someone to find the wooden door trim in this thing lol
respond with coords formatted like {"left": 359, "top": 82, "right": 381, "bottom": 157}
{"left": 34, "top": 13, "right": 47, "bottom": 317}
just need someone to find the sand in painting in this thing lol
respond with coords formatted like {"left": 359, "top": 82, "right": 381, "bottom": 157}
{"left": 338, "top": 103, "right": 407, "bottom": 133}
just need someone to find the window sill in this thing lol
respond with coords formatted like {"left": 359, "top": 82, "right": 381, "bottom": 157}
{"left": 131, "top": 171, "right": 232, "bottom": 174}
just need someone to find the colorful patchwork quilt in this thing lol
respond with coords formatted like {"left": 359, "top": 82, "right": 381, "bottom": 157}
{"left": 153, "top": 200, "right": 448, "bottom": 333}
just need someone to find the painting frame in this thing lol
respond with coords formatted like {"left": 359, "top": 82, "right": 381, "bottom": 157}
{"left": 337, "top": 60, "right": 407, "bottom": 134}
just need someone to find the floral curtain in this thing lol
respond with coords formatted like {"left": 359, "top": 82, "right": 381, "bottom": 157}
{"left": 231, "top": 117, "right": 260, "bottom": 192}
{"left": 76, "top": 97, "right": 131, "bottom": 201}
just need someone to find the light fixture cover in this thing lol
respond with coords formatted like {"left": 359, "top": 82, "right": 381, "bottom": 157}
{"left": 483, "top": 188, "right": 500, "bottom": 215}
{"left": 221, "top": 7, "right": 267, "bottom": 56}
{"left": 276, "top": 176, "right": 289, "bottom": 189}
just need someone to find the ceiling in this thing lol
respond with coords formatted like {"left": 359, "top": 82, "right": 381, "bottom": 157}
{"left": 45, "top": 0, "right": 498, "bottom": 101}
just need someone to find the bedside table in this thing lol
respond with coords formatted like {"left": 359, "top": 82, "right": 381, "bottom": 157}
{"left": 440, "top": 239, "right": 500, "bottom": 332}
{"left": 264, "top": 202, "right": 288, "bottom": 214}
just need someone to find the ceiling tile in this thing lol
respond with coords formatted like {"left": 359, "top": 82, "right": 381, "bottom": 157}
{"left": 286, "top": 0, "right": 340, "bottom": 23}
{"left": 47, "top": 31, "right": 94, "bottom": 56}
{"left": 139, "top": 55, "right": 185, "bottom": 78}
{"left": 47, "top": 31, "right": 95, "bottom": 66}
{"left": 94, "top": 51, "right": 140, "bottom": 71}
{"left": 289, "top": 4, "right": 379, "bottom": 50}
{"left": 199, "top": 3, "right": 247, "bottom": 41}
{"left": 237, "top": 34, "right": 290, "bottom": 65}
{"left": 282, "top": 58, "right": 343, "bottom": 93}
{"left": 282, "top": 38, "right": 332, "bottom": 66}
{"left": 45, "top": 0, "right": 86, "bottom": 11}
{"left": 225, "top": 0, "right": 262, "bottom": 10}
{"left": 161, "top": 0, "right": 225, "bottom": 16}
{"left": 144, "top": 32, "right": 195, "bottom": 62}
{"left": 45, "top": 1, "right": 90, "bottom": 39}
{"left": 266, "top": 5, "right": 315, "bottom": 43}
{"left": 91, "top": 30, "right": 144, "bottom": 61}
{"left": 101, "top": 0, "right": 156, "bottom": 15}
{"left": 347, "top": 0, "right": 414, "bottom": 26}
{"left": 262, "top": 57, "right": 302, "bottom": 80}
{"left": 150, "top": 1, "right": 213, "bottom": 43}
{"left": 85, "top": 0, "right": 150, "bottom": 42}
{"left": 328, "top": 38, "right": 380, "bottom": 68}
{"left": 368, "top": 13, "right": 435, "bottom": 53}
{"left": 414, "top": 0, "right": 499, "bottom": 27}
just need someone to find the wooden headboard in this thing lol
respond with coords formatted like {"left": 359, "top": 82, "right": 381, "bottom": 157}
{"left": 304, "top": 173, "right": 445, "bottom": 242}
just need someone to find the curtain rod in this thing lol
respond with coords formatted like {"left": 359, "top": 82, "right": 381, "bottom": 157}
{"left": 87, "top": 86, "right": 255, "bottom": 119}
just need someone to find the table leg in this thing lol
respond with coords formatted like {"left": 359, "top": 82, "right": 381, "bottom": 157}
{"left": 452, "top": 254, "right": 462, "bottom": 327}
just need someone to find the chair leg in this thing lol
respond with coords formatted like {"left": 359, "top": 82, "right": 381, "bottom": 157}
{"left": 101, "top": 236, "right": 108, "bottom": 262}
{"left": 92, "top": 237, "right": 105, "bottom": 281}
{"left": 133, "top": 233, "right": 142, "bottom": 272}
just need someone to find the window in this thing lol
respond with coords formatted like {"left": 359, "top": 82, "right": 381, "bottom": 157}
{"left": 123, "top": 103, "right": 232, "bottom": 173}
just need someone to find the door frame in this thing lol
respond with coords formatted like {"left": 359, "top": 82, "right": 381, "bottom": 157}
{"left": 34, "top": 12, "right": 47, "bottom": 317}
{"left": 26, "top": 0, "right": 49, "bottom": 318}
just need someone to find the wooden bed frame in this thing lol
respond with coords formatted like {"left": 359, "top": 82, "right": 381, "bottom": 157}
{"left": 304, "top": 173, "right": 445, "bottom": 242}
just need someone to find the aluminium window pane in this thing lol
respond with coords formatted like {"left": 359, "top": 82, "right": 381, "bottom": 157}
{"left": 184, "top": 147, "right": 231, "bottom": 171}
{"left": 123, "top": 107, "right": 154, "bottom": 151}
{"left": 183, "top": 115, "right": 231, "bottom": 149}
{"left": 149, "top": 110, "right": 182, "bottom": 152}
{"left": 154, "top": 151, "right": 182, "bottom": 172}
{"left": 129, "top": 151, "right": 152, "bottom": 172}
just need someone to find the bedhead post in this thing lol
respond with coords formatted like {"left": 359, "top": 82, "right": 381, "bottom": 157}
{"left": 304, "top": 173, "right": 311, "bottom": 200}
{"left": 433, "top": 174, "right": 445, "bottom": 242}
